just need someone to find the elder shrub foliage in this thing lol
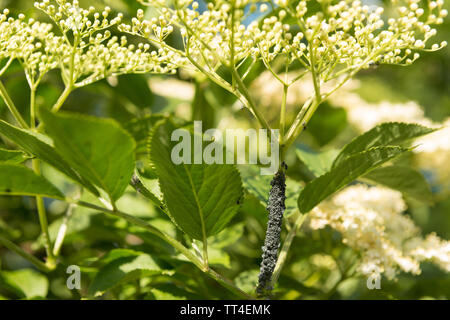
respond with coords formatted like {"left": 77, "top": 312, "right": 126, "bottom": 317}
{"left": 0, "top": 0, "right": 448, "bottom": 300}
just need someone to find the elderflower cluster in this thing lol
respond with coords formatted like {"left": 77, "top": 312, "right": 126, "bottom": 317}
{"left": 1, "top": 1, "right": 180, "bottom": 90}
{"left": 0, "top": 9, "right": 56, "bottom": 82}
{"left": 34, "top": 0, "right": 124, "bottom": 37}
{"left": 309, "top": 185, "right": 450, "bottom": 279}
{"left": 121, "top": 1, "right": 271, "bottom": 70}
{"left": 123, "top": 0, "right": 446, "bottom": 101}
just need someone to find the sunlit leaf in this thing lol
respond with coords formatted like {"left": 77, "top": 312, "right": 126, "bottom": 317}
{"left": 149, "top": 120, "right": 243, "bottom": 240}
{"left": 0, "top": 164, "right": 64, "bottom": 199}
{"left": 298, "top": 146, "right": 408, "bottom": 213}
{"left": 333, "top": 122, "right": 435, "bottom": 167}
{"left": 38, "top": 108, "right": 136, "bottom": 203}
{"left": 0, "top": 269, "right": 48, "bottom": 299}
{"left": 0, "top": 120, "right": 99, "bottom": 196}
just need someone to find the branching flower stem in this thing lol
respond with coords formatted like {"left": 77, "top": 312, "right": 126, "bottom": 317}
{"left": 0, "top": 81, "right": 29, "bottom": 129}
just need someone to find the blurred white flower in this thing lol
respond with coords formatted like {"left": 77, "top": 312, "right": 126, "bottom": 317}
{"left": 309, "top": 185, "right": 450, "bottom": 279}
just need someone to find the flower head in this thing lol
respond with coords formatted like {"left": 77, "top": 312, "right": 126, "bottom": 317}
{"left": 309, "top": 185, "right": 450, "bottom": 279}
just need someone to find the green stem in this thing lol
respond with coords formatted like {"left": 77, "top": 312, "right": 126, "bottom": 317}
{"left": 32, "top": 159, "right": 56, "bottom": 268}
{"left": 283, "top": 97, "right": 313, "bottom": 149}
{"left": 231, "top": 67, "right": 271, "bottom": 131}
{"left": 30, "top": 87, "right": 36, "bottom": 128}
{"left": 52, "top": 202, "right": 76, "bottom": 257}
{"left": 280, "top": 84, "right": 288, "bottom": 140}
{"left": 0, "top": 234, "right": 54, "bottom": 272}
{"left": 0, "top": 81, "right": 29, "bottom": 129}
{"left": 0, "top": 57, "right": 13, "bottom": 77}
{"left": 51, "top": 85, "right": 73, "bottom": 112}
{"left": 72, "top": 200, "right": 254, "bottom": 299}
{"left": 271, "top": 212, "right": 308, "bottom": 286}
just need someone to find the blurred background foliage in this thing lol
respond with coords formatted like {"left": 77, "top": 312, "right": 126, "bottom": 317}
{"left": 0, "top": 0, "right": 449, "bottom": 300}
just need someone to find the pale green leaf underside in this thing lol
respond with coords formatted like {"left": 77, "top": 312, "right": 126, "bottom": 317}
{"left": 150, "top": 121, "right": 243, "bottom": 240}
{"left": 333, "top": 122, "right": 435, "bottom": 168}
{"left": 240, "top": 164, "right": 301, "bottom": 217}
{"left": 364, "top": 165, "right": 433, "bottom": 203}
{"left": 296, "top": 146, "right": 339, "bottom": 177}
{"left": 0, "top": 164, "right": 64, "bottom": 199}
{"left": 298, "top": 146, "right": 408, "bottom": 213}
{"left": 39, "top": 108, "right": 136, "bottom": 203}
{"left": 0, "top": 269, "right": 48, "bottom": 299}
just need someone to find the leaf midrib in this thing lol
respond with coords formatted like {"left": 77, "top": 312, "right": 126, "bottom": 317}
{"left": 182, "top": 164, "right": 207, "bottom": 241}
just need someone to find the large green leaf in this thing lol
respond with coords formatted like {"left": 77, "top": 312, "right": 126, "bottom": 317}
{"left": 0, "top": 164, "right": 64, "bottom": 199}
{"left": 0, "top": 148, "right": 27, "bottom": 164}
{"left": 149, "top": 120, "right": 243, "bottom": 240}
{"left": 364, "top": 165, "right": 433, "bottom": 203}
{"left": 0, "top": 120, "right": 99, "bottom": 195}
{"left": 298, "top": 146, "right": 408, "bottom": 213}
{"left": 332, "top": 122, "right": 435, "bottom": 168}
{"left": 89, "top": 249, "right": 171, "bottom": 297}
{"left": 0, "top": 269, "right": 48, "bottom": 299}
{"left": 296, "top": 145, "right": 339, "bottom": 177}
{"left": 38, "top": 108, "right": 136, "bottom": 203}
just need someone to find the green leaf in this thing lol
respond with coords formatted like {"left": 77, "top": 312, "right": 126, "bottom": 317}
{"left": 124, "top": 114, "right": 166, "bottom": 156}
{"left": 296, "top": 145, "right": 339, "bottom": 177}
{"left": 0, "top": 120, "right": 99, "bottom": 196}
{"left": 89, "top": 249, "right": 171, "bottom": 296}
{"left": 0, "top": 269, "right": 48, "bottom": 299}
{"left": 240, "top": 165, "right": 301, "bottom": 217}
{"left": 0, "top": 148, "right": 27, "bottom": 164}
{"left": 209, "top": 223, "right": 245, "bottom": 249}
{"left": 234, "top": 270, "right": 259, "bottom": 295}
{"left": 149, "top": 120, "right": 243, "bottom": 240}
{"left": 38, "top": 108, "right": 136, "bottom": 203}
{"left": 298, "top": 146, "right": 408, "bottom": 213}
{"left": 364, "top": 165, "right": 433, "bottom": 203}
{"left": 0, "top": 164, "right": 64, "bottom": 199}
{"left": 333, "top": 122, "right": 435, "bottom": 168}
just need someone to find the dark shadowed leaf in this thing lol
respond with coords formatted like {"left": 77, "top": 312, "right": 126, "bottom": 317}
{"left": 364, "top": 165, "right": 433, "bottom": 203}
